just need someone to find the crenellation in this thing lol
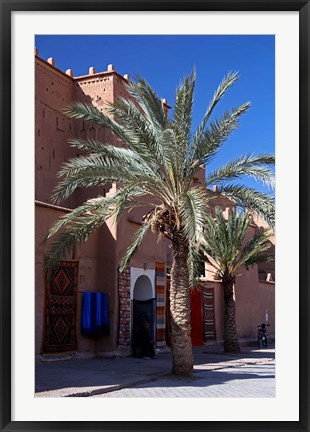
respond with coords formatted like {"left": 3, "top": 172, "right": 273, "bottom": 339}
{"left": 36, "top": 60, "right": 73, "bottom": 86}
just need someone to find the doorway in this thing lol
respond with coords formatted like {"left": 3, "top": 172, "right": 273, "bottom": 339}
{"left": 132, "top": 275, "right": 155, "bottom": 355}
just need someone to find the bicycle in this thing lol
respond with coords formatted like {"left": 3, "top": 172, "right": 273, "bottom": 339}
{"left": 257, "top": 323, "right": 270, "bottom": 348}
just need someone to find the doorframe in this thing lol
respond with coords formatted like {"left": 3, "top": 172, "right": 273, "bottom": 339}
{"left": 130, "top": 267, "right": 155, "bottom": 300}
{"left": 130, "top": 267, "right": 156, "bottom": 344}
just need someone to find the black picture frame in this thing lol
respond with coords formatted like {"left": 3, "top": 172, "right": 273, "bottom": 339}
{"left": 1, "top": 1, "right": 309, "bottom": 431}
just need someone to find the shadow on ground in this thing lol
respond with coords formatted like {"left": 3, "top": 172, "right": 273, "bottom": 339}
{"left": 35, "top": 344, "right": 275, "bottom": 395}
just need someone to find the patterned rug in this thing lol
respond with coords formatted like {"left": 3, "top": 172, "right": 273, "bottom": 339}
{"left": 155, "top": 262, "right": 166, "bottom": 347}
{"left": 202, "top": 287, "right": 216, "bottom": 340}
{"left": 42, "top": 260, "right": 79, "bottom": 354}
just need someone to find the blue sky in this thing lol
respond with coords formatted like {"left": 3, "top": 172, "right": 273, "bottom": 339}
{"left": 35, "top": 35, "right": 274, "bottom": 193}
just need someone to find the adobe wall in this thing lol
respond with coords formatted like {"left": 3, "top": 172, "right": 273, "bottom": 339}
{"left": 202, "top": 221, "right": 275, "bottom": 341}
{"left": 206, "top": 187, "right": 235, "bottom": 218}
{"left": 35, "top": 57, "right": 77, "bottom": 207}
{"left": 36, "top": 202, "right": 118, "bottom": 355}
{"left": 35, "top": 55, "right": 132, "bottom": 210}
{"left": 200, "top": 276, "right": 275, "bottom": 343}
{"left": 235, "top": 272, "right": 275, "bottom": 339}
{"left": 35, "top": 53, "right": 169, "bottom": 355}
{"left": 233, "top": 223, "right": 275, "bottom": 339}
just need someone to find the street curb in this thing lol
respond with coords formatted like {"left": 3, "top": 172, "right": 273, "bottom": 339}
{"left": 64, "top": 375, "right": 165, "bottom": 397}
{"left": 35, "top": 371, "right": 171, "bottom": 398}
{"left": 65, "top": 358, "right": 275, "bottom": 397}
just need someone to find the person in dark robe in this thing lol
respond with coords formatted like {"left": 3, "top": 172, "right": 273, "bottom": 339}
{"left": 133, "top": 321, "right": 156, "bottom": 359}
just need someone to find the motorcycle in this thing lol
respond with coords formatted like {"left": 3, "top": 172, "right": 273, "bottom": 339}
{"left": 257, "top": 323, "right": 270, "bottom": 348}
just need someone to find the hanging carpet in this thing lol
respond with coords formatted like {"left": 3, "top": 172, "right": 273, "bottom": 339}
{"left": 81, "top": 292, "right": 109, "bottom": 338}
{"left": 202, "top": 287, "right": 216, "bottom": 340}
{"left": 42, "top": 260, "right": 79, "bottom": 354}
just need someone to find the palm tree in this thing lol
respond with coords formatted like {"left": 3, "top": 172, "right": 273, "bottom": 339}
{"left": 201, "top": 208, "right": 274, "bottom": 353}
{"left": 44, "top": 69, "right": 275, "bottom": 376}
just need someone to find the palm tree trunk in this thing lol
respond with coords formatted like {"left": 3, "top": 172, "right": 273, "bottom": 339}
{"left": 169, "top": 230, "right": 193, "bottom": 376}
{"left": 223, "top": 279, "right": 240, "bottom": 353}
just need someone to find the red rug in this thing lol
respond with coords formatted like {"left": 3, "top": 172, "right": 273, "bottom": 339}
{"left": 42, "top": 260, "right": 79, "bottom": 354}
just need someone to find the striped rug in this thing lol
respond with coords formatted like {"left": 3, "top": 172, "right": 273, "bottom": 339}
{"left": 202, "top": 287, "right": 216, "bottom": 340}
{"left": 155, "top": 262, "right": 166, "bottom": 347}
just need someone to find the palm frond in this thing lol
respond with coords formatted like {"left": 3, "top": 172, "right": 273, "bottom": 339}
{"left": 206, "top": 153, "right": 275, "bottom": 191}
{"left": 190, "top": 72, "right": 240, "bottom": 161}
{"left": 203, "top": 209, "right": 232, "bottom": 271}
{"left": 68, "top": 138, "right": 151, "bottom": 170}
{"left": 188, "top": 244, "right": 205, "bottom": 288}
{"left": 44, "top": 195, "right": 111, "bottom": 241}
{"left": 63, "top": 101, "right": 106, "bottom": 123}
{"left": 44, "top": 210, "right": 108, "bottom": 269}
{"left": 216, "top": 184, "right": 275, "bottom": 229}
{"left": 63, "top": 102, "right": 143, "bottom": 150}
{"left": 125, "top": 76, "right": 167, "bottom": 129}
{"left": 187, "top": 102, "right": 251, "bottom": 180}
{"left": 161, "top": 128, "right": 179, "bottom": 195}
{"left": 239, "top": 227, "right": 274, "bottom": 265}
{"left": 45, "top": 185, "right": 146, "bottom": 268}
{"left": 179, "top": 187, "right": 208, "bottom": 245}
{"left": 173, "top": 69, "right": 196, "bottom": 172}
{"left": 119, "top": 220, "right": 152, "bottom": 272}
{"left": 201, "top": 209, "right": 274, "bottom": 279}
{"left": 51, "top": 151, "right": 168, "bottom": 204}
{"left": 68, "top": 137, "right": 109, "bottom": 152}
{"left": 245, "top": 253, "right": 275, "bottom": 267}
{"left": 108, "top": 97, "right": 164, "bottom": 163}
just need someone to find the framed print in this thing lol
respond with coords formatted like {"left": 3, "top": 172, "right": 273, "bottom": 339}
{"left": 1, "top": 0, "right": 309, "bottom": 431}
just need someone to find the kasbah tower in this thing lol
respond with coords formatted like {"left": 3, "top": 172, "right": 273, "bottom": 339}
{"left": 35, "top": 48, "right": 275, "bottom": 360}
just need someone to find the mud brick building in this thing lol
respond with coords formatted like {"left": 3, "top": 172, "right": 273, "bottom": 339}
{"left": 35, "top": 50, "right": 275, "bottom": 359}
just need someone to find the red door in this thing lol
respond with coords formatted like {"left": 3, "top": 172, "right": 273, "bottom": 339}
{"left": 190, "top": 288, "right": 204, "bottom": 346}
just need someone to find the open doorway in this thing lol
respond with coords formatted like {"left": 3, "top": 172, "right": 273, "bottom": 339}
{"left": 132, "top": 275, "right": 156, "bottom": 356}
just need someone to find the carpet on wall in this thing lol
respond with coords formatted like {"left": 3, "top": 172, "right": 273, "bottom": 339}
{"left": 42, "top": 260, "right": 79, "bottom": 354}
{"left": 202, "top": 287, "right": 216, "bottom": 341}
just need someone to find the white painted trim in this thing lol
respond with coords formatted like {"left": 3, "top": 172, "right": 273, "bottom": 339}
{"left": 130, "top": 267, "right": 156, "bottom": 300}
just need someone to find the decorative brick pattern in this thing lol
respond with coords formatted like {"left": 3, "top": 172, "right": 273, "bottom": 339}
{"left": 118, "top": 267, "right": 131, "bottom": 347}
{"left": 155, "top": 262, "right": 166, "bottom": 347}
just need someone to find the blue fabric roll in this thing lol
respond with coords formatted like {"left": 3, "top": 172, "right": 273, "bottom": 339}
{"left": 81, "top": 292, "right": 92, "bottom": 337}
{"left": 81, "top": 292, "right": 109, "bottom": 338}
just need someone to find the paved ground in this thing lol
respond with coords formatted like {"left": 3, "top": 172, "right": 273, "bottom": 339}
{"left": 92, "top": 363, "right": 275, "bottom": 398}
{"left": 36, "top": 343, "right": 275, "bottom": 398}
